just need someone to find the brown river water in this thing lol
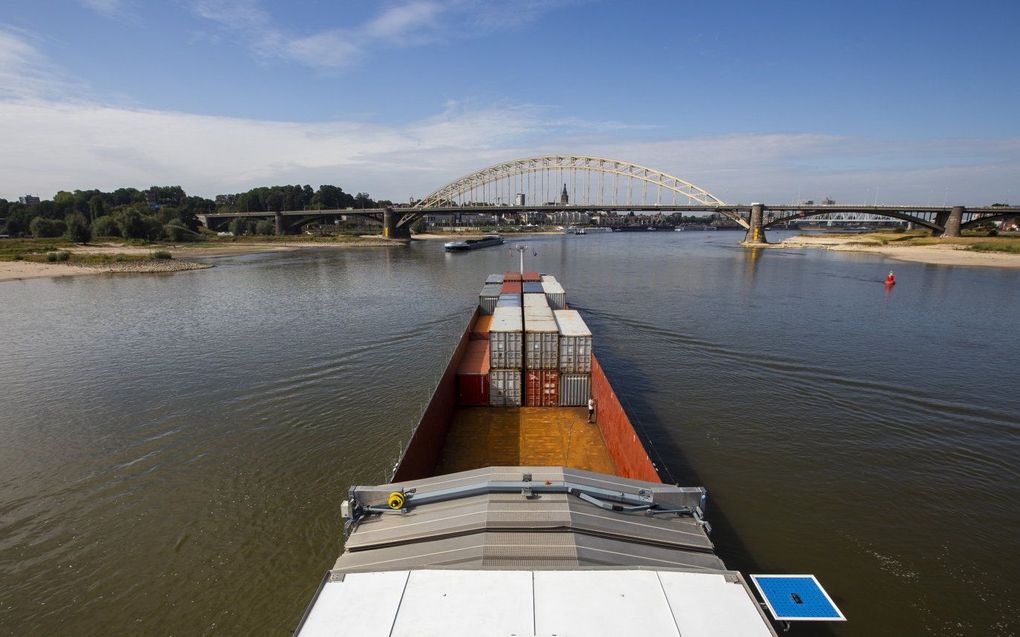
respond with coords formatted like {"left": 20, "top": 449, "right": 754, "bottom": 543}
{"left": 1, "top": 230, "right": 1017, "bottom": 635}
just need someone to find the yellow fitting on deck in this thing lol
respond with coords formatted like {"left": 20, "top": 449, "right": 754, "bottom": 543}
{"left": 387, "top": 491, "right": 406, "bottom": 509}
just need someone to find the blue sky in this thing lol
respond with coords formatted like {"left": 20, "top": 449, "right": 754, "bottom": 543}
{"left": 1, "top": 0, "right": 1018, "bottom": 203}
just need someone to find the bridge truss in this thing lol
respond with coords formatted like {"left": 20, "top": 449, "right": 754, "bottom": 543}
{"left": 411, "top": 155, "right": 727, "bottom": 219}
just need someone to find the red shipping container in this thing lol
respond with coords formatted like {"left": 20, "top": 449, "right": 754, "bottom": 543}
{"left": 525, "top": 369, "right": 559, "bottom": 406}
{"left": 500, "top": 281, "right": 523, "bottom": 294}
{"left": 503, "top": 272, "right": 522, "bottom": 282}
{"left": 457, "top": 340, "right": 490, "bottom": 405}
{"left": 471, "top": 315, "right": 492, "bottom": 340}
{"left": 521, "top": 271, "right": 541, "bottom": 282}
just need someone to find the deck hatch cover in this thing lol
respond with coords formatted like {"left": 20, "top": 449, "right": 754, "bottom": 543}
{"left": 750, "top": 574, "right": 846, "bottom": 621}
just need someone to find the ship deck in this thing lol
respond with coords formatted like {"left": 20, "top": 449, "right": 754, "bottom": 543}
{"left": 435, "top": 407, "right": 616, "bottom": 475}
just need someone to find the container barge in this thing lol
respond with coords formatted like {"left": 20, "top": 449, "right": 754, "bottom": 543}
{"left": 295, "top": 272, "right": 845, "bottom": 636}
{"left": 443, "top": 234, "right": 504, "bottom": 251}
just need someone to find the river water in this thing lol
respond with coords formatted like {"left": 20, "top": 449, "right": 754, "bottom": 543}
{"left": 1, "top": 231, "right": 1017, "bottom": 636}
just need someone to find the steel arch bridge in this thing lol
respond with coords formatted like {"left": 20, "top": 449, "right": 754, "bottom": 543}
{"left": 408, "top": 155, "right": 734, "bottom": 224}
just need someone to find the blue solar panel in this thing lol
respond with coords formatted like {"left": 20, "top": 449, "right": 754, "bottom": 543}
{"left": 750, "top": 575, "right": 846, "bottom": 621}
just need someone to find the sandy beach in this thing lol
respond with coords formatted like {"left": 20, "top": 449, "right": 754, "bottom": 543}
{"left": 773, "top": 235, "right": 1020, "bottom": 268}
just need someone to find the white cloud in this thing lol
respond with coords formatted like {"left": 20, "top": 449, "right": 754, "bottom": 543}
{"left": 186, "top": 0, "right": 566, "bottom": 70}
{"left": 79, "top": 0, "right": 124, "bottom": 17}
{"left": 1, "top": 27, "right": 1017, "bottom": 205}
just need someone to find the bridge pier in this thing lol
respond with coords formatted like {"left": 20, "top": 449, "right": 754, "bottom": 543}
{"left": 743, "top": 203, "right": 768, "bottom": 245}
{"left": 382, "top": 207, "right": 411, "bottom": 240}
{"left": 274, "top": 212, "right": 285, "bottom": 235}
{"left": 942, "top": 206, "right": 963, "bottom": 237}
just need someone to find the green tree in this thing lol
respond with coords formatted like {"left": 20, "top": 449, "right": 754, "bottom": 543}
{"left": 92, "top": 215, "right": 120, "bottom": 238}
{"left": 255, "top": 220, "right": 275, "bottom": 235}
{"left": 164, "top": 219, "right": 194, "bottom": 242}
{"left": 30, "top": 217, "right": 67, "bottom": 238}
{"left": 65, "top": 213, "right": 91, "bottom": 243}
{"left": 410, "top": 217, "right": 427, "bottom": 234}
{"left": 116, "top": 209, "right": 147, "bottom": 239}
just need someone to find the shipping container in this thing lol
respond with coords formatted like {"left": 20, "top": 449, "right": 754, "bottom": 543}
{"left": 457, "top": 340, "right": 490, "bottom": 405}
{"left": 470, "top": 315, "right": 492, "bottom": 340}
{"left": 525, "top": 369, "right": 560, "bottom": 406}
{"left": 503, "top": 272, "right": 522, "bottom": 282}
{"left": 489, "top": 307, "right": 523, "bottom": 369}
{"left": 496, "top": 293, "right": 522, "bottom": 308}
{"left": 540, "top": 275, "right": 558, "bottom": 284}
{"left": 541, "top": 280, "right": 566, "bottom": 310}
{"left": 522, "top": 282, "right": 543, "bottom": 294}
{"left": 524, "top": 311, "right": 559, "bottom": 369}
{"left": 554, "top": 310, "right": 593, "bottom": 373}
{"left": 523, "top": 293, "right": 549, "bottom": 309}
{"left": 500, "top": 280, "right": 523, "bottom": 295}
{"left": 521, "top": 271, "right": 541, "bottom": 282}
{"left": 485, "top": 273, "right": 504, "bottom": 285}
{"left": 478, "top": 283, "right": 502, "bottom": 314}
{"left": 489, "top": 369, "right": 522, "bottom": 406}
{"left": 559, "top": 373, "right": 591, "bottom": 406}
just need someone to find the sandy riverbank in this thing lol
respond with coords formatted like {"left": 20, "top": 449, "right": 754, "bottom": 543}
{"left": 0, "top": 259, "right": 210, "bottom": 282}
{"left": 773, "top": 235, "right": 1020, "bottom": 268}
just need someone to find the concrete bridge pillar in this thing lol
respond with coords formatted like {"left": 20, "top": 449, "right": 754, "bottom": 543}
{"left": 382, "top": 207, "right": 411, "bottom": 239}
{"left": 274, "top": 212, "right": 285, "bottom": 235}
{"left": 942, "top": 206, "right": 963, "bottom": 237}
{"left": 744, "top": 203, "right": 768, "bottom": 245}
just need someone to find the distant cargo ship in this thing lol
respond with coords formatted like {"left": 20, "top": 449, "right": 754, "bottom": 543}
{"left": 443, "top": 234, "right": 504, "bottom": 251}
{"left": 295, "top": 272, "right": 845, "bottom": 636}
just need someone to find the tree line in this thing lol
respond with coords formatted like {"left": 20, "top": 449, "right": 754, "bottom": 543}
{"left": 0, "top": 184, "right": 391, "bottom": 242}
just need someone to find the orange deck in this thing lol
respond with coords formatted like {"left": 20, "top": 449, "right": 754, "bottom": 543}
{"left": 436, "top": 407, "right": 616, "bottom": 475}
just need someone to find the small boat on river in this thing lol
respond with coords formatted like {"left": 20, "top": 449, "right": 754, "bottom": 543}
{"left": 443, "top": 234, "right": 504, "bottom": 251}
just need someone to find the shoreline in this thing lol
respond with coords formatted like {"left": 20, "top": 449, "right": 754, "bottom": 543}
{"left": 769, "top": 235, "right": 1020, "bottom": 268}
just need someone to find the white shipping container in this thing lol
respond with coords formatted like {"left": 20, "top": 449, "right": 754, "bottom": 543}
{"left": 559, "top": 373, "right": 591, "bottom": 406}
{"left": 554, "top": 310, "right": 592, "bottom": 373}
{"left": 489, "top": 370, "right": 522, "bottom": 406}
{"left": 489, "top": 307, "right": 523, "bottom": 369}
{"left": 523, "top": 293, "right": 549, "bottom": 309}
{"left": 540, "top": 275, "right": 558, "bottom": 284}
{"left": 541, "top": 280, "right": 566, "bottom": 310}
{"left": 524, "top": 315, "right": 559, "bottom": 369}
{"left": 486, "top": 273, "right": 504, "bottom": 284}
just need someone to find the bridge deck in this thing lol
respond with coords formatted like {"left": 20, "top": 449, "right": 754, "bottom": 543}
{"left": 436, "top": 407, "right": 615, "bottom": 475}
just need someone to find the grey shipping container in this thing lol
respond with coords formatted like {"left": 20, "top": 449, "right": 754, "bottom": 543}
{"left": 486, "top": 273, "right": 504, "bottom": 284}
{"left": 559, "top": 373, "right": 591, "bottom": 406}
{"left": 522, "top": 282, "right": 543, "bottom": 294}
{"left": 489, "top": 369, "right": 522, "bottom": 406}
{"left": 524, "top": 314, "right": 559, "bottom": 369}
{"left": 479, "top": 283, "right": 502, "bottom": 314}
{"left": 496, "top": 293, "right": 522, "bottom": 308}
{"left": 541, "top": 280, "right": 566, "bottom": 310}
{"left": 489, "top": 307, "right": 523, "bottom": 369}
{"left": 554, "top": 309, "right": 592, "bottom": 373}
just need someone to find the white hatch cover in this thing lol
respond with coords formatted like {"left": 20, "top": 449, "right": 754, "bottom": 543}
{"left": 297, "top": 569, "right": 776, "bottom": 637}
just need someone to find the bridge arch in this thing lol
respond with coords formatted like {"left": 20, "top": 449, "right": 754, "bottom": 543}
{"left": 410, "top": 155, "right": 736, "bottom": 222}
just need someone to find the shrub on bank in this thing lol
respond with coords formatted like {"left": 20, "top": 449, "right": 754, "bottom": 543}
{"left": 151, "top": 250, "right": 172, "bottom": 260}
{"left": 46, "top": 251, "right": 70, "bottom": 262}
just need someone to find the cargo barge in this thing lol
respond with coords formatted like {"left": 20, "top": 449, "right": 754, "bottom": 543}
{"left": 443, "top": 234, "right": 504, "bottom": 251}
{"left": 295, "top": 272, "right": 845, "bottom": 636}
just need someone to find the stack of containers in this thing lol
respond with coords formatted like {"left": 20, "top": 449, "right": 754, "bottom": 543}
{"left": 554, "top": 309, "right": 593, "bottom": 406}
{"left": 522, "top": 281, "right": 543, "bottom": 294}
{"left": 521, "top": 271, "right": 541, "bottom": 283}
{"left": 488, "top": 306, "right": 523, "bottom": 406}
{"left": 486, "top": 274, "right": 504, "bottom": 285}
{"left": 541, "top": 275, "right": 566, "bottom": 311}
{"left": 478, "top": 281, "right": 502, "bottom": 314}
{"left": 523, "top": 293, "right": 560, "bottom": 406}
{"left": 456, "top": 340, "right": 490, "bottom": 406}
